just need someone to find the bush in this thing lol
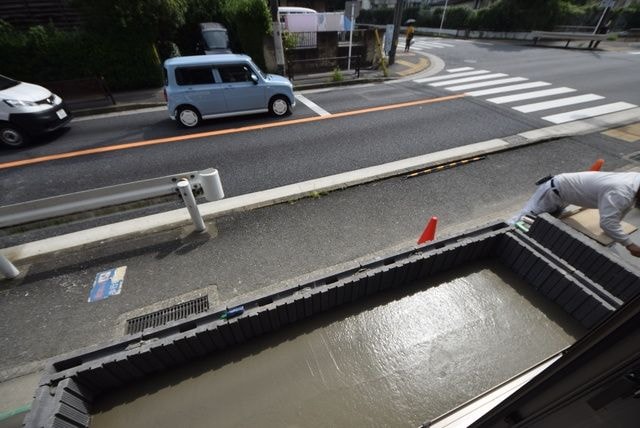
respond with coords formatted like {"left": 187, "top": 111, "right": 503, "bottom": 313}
{"left": 0, "top": 21, "right": 161, "bottom": 90}
{"left": 221, "top": 0, "right": 272, "bottom": 69}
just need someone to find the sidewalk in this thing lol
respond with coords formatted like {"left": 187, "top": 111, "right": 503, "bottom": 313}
{"left": 70, "top": 51, "right": 430, "bottom": 117}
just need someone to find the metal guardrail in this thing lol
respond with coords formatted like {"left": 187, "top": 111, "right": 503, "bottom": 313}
{"left": 287, "top": 55, "right": 361, "bottom": 81}
{"left": 531, "top": 31, "right": 608, "bottom": 48}
{"left": 0, "top": 168, "right": 223, "bottom": 229}
{"left": 0, "top": 168, "right": 224, "bottom": 279}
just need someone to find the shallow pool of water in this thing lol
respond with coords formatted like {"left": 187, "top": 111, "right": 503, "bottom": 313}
{"left": 92, "top": 261, "right": 584, "bottom": 427}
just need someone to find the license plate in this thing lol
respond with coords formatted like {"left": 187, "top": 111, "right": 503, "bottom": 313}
{"left": 56, "top": 109, "right": 67, "bottom": 119}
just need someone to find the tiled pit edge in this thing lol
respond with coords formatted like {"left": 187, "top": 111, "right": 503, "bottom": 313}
{"left": 23, "top": 221, "right": 635, "bottom": 427}
{"left": 528, "top": 213, "right": 640, "bottom": 303}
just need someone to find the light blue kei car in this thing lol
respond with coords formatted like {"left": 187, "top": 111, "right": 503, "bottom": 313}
{"left": 163, "top": 54, "right": 296, "bottom": 127}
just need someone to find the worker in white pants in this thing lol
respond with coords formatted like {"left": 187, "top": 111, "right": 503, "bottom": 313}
{"left": 514, "top": 171, "right": 640, "bottom": 257}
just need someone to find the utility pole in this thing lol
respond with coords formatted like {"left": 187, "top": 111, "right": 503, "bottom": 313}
{"left": 268, "top": 0, "right": 285, "bottom": 75}
{"left": 388, "top": 0, "right": 405, "bottom": 66}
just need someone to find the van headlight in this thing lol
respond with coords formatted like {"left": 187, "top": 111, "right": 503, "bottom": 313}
{"left": 3, "top": 99, "right": 38, "bottom": 107}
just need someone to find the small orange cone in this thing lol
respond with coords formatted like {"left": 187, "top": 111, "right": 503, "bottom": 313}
{"left": 589, "top": 159, "right": 604, "bottom": 171}
{"left": 418, "top": 216, "right": 438, "bottom": 244}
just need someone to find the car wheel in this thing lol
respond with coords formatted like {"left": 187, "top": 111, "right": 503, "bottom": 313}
{"left": 0, "top": 124, "right": 29, "bottom": 148}
{"left": 177, "top": 106, "right": 201, "bottom": 128}
{"left": 269, "top": 96, "right": 291, "bottom": 117}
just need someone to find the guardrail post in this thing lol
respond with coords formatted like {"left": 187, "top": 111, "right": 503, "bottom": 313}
{"left": 199, "top": 168, "right": 225, "bottom": 202}
{"left": 0, "top": 255, "right": 20, "bottom": 279}
{"left": 177, "top": 179, "right": 206, "bottom": 233}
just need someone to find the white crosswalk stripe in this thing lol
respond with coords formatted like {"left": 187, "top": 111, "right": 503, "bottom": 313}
{"left": 542, "top": 102, "right": 637, "bottom": 124}
{"left": 430, "top": 73, "right": 508, "bottom": 87}
{"left": 466, "top": 81, "right": 551, "bottom": 97}
{"left": 412, "top": 65, "right": 638, "bottom": 124}
{"left": 445, "top": 77, "right": 528, "bottom": 91}
{"left": 487, "top": 87, "right": 576, "bottom": 104}
{"left": 447, "top": 67, "right": 475, "bottom": 73}
{"left": 414, "top": 70, "right": 490, "bottom": 83}
{"left": 513, "top": 94, "right": 604, "bottom": 113}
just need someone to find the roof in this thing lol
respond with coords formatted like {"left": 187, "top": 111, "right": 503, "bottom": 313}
{"left": 164, "top": 54, "right": 252, "bottom": 68}
{"left": 199, "top": 22, "right": 227, "bottom": 31}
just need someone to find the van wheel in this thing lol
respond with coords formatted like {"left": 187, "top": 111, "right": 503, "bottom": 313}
{"left": 177, "top": 106, "right": 201, "bottom": 128}
{"left": 0, "top": 124, "right": 29, "bottom": 148}
{"left": 269, "top": 96, "right": 291, "bottom": 117}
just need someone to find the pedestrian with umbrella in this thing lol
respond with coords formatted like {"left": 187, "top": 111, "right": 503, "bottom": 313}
{"left": 404, "top": 18, "right": 416, "bottom": 52}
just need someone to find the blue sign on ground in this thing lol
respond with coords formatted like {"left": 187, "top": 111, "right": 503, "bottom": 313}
{"left": 88, "top": 266, "right": 126, "bottom": 303}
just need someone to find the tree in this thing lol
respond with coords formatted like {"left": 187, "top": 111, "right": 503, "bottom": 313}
{"left": 72, "top": 0, "right": 188, "bottom": 40}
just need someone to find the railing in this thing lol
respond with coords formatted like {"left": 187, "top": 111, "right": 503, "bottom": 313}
{"left": 0, "top": 168, "right": 225, "bottom": 279}
{"left": 288, "top": 31, "right": 318, "bottom": 49}
{"left": 553, "top": 25, "right": 596, "bottom": 33}
{"left": 287, "top": 56, "right": 361, "bottom": 81}
{"left": 0, "top": 168, "right": 224, "bottom": 231}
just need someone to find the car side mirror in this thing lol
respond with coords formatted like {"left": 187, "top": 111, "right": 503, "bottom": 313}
{"left": 250, "top": 74, "right": 258, "bottom": 84}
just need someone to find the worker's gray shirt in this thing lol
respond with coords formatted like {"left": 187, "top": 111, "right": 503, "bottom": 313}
{"left": 554, "top": 172, "right": 640, "bottom": 246}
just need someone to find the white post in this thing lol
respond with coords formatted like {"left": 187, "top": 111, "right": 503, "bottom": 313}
{"left": 439, "top": 0, "right": 449, "bottom": 36}
{"left": 199, "top": 168, "right": 225, "bottom": 202}
{"left": 347, "top": 2, "right": 355, "bottom": 70}
{"left": 177, "top": 179, "right": 207, "bottom": 233}
{"left": 0, "top": 255, "right": 20, "bottom": 279}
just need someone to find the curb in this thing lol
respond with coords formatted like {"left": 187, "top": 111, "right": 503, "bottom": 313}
{"left": 72, "top": 102, "right": 167, "bottom": 118}
{"left": 3, "top": 107, "right": 640, "bottom": 264}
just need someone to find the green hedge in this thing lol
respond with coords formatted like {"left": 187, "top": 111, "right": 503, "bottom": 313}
{"left": 0, "top": 21, "right": 161, "bottom": 90}
{"left": 221, "top": 0, "right": 272, "bottom": 69}
{"left": 0, "top": 0, "right": 272, "bottom": 91}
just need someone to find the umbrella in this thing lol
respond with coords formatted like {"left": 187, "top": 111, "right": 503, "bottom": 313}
{"left": 405, "top": 19, "right": 416, "bottom": 25}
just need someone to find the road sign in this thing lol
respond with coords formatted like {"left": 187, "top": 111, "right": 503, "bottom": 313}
{"left": 344, "top": 1, "right": 361, "bottom": 20}
{"left": 600, "top": 0, "right": 614, "bottom": 7}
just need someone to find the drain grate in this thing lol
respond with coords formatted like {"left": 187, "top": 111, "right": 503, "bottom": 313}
{"left": 126, "top": 296, "right": 209, "bottom": 334}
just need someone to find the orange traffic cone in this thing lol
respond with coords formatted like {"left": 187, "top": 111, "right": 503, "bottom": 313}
{"left": 589, "top": 159, "right": 604, "bottom": 171}
{"left": 418, "top": 216, "right": 438, "bottom": 244}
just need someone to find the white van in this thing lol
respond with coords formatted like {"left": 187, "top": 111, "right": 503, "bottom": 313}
{"left": 163, "top": 54, "right": 295, "bottom": 128}
{"left": 0, "top": 74, "right": 72, "bottom": 148}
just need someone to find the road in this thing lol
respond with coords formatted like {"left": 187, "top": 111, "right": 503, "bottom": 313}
{"left": 1, "top": 37, "right": 638, "bottom": 207}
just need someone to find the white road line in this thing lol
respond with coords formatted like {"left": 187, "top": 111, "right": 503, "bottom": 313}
{"left": 445, "top": 77, "right": 527, "bottom": 91}
{"left": 629, "top": 51, "right": 640, "bottom": 55}
{"left": 295, "top": 94, "right": 331, "bottom": 116}
{"left": 431, "top": 42, "right": 455, "bottom": 47}
{"left": 430, "top": 73, "right": 508, "bottom": 87}
{"left": 414, "top": 70, "right": 490, "bottom": 83}
{"left": 414, "top": 43, "right": 444, "bottom": 49}
{"left": 447, "top": 67, "right": 474, "bottom": 73}
{"left": 466, "top": 81, "right": 551, "bottom": 97}
{"left": 488, "top": 87, "right": 576, "bottom": 104}
{"left": 542, "top": 102, "right": 637, "bottom": 124}
{"left": 72, "top": 106, "right": 167, "bottom": 122}
{"left": 513, "top": 94, "right": 604, "bottom": 113}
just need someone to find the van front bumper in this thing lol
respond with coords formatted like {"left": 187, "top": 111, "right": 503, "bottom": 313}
{"left": 9, "top": 103, "right": 73, "bottom": 135}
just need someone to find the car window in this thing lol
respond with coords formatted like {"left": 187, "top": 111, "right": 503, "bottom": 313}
{"left": 0, "top": 74, "right": 19, "bottom": 90}
{"left": 218, "top": 65, "right": 253, "bottom": 83}
{"left": 202, "top": 31, "right": 228, "bottom": 49}
{"left": 175, "top": 67, "right": 215, "bottom": 86}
